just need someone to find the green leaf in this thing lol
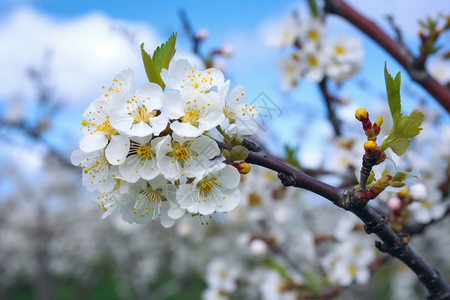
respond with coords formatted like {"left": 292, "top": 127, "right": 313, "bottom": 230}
{"left": 229, "top": 145, "right": 249, "bottom": 161}
{"left": 303, "top": 272, "right": 320, "bottom": 296}
{"left": 262, "top": 258, "right": 289, "bottom": 280}
{"left": 397, "top": 109, "right": 424, "bottom": 138}
{"left": 389, "top": 181, "right": 405, "bottom": 188}
{"left": 152, "top": 32, "right": 177, "bottom": 73}
{"left": 389, "top": 138, "right": 410, "bottom": 156}
{"left": 141, "top": 43, "right": 164, "bottom": 88}
{"left": 308, "top": 0, "right": 319, "bottom": 17}
{"left": 284, "top": 145, "right": 301, "bottom": 169}
{"left": 140, "top": 33, "right": 177, "bottom": 89}
{"left": 392, "top": 171, "right": 408, "bottom": 182}
{"left": 384, "top": 64, "right": 402, "bottom": 128}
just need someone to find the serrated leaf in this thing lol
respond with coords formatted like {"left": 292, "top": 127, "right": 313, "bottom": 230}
{"left": 389, "top": 138, "right": 410, "bottom": 156}
{"left": 152, "top": 32, "right": 177, "bottom": 72}
{"left": 141, "top": 43, "right": 164, "bottom": 88}
{"left": 384, "top": 64, "right": 402, "bottom": 128}
{"left": 397, "top": 109, "right": 424, "bottom": 138}
{"left": 140, "top": 33, "right": 177, "bottom": 89}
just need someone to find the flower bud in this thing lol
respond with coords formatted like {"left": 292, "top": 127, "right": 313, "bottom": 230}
{"left": 398, "top": 188, "right": 408, "bottom": 198}
{"left": 374, "top": 116, "right": 383, "bottom": 127}
{"left": 235, "top": 161, "right": 251, "bottom": 174}
{"left": 364, "top": 141, "right": 377, "bottom": 152}
{"left": 220, "top": 44, "right": 233, "bottom": 58}
{"left": 355, "top": 107, "right": 369, "bottom": 121}
{"left": 249, "top": 239, "right": 268, "bottom": 256}
{"left": 388, "top": 197, "right": 402, "bottom": 211}
{"left": 195, "top": 28, "right": 209, "bottom": 40}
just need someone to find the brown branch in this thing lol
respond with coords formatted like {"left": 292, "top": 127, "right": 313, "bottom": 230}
{"left": 218, "top": 140, "right": 450, "bottom": 299}
{"left": 324, "top": 0, "right": 450, "bottom": 113}
{"left": 318, "top": 79, "right": 342, "bottom": 136}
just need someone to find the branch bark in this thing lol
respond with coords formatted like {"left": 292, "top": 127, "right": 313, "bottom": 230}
{"left": 318, "top": 79, "right": 342, "bottom": 136}
{"left": 324, "top": 0, "right": 450, "bottom": 113}
{"left": 218, "top": 141, "right": 450, "bottom": 299}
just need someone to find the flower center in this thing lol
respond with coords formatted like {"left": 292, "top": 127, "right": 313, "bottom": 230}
{"left": 308, "top": 30, "right": 319, "bottom": 41}
{"left": 133, "top": 186, "right": 163, "bottom": 220}
{"left": 95, "top": 120, "right": 117, "bottom": 138}
{"left": 181, "top": 108, "right": 202, "bottom": 126}
{"left": 223, "top": 104, "right": 237, "bottom": 119}
{"left": 335, "top": 45, "right": 346, "bottom": 55}
{"left": 198, "top": 176, "right": 220, "bottom": 194}
{"left": 173, "top": 144, "right": 191, "bottom": 160}
{"left": 308, "top": 55, "right": 319, "bottom": 67}
{"left": 348, "top": 264, "right": 357, "bottom": 276}
{"left": 248, "top": 192, "right": 262, "bottom": 207}
{"left": 136, "top": 145, "right": 153, "bottom": 158}
{"left": 421, "top": 200, "right": 431, "bottom": 208}
{"left": 131, "top": 106, "right": 158, "bottom": 123}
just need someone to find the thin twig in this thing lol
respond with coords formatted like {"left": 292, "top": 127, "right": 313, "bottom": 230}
{"left": 218, "top": 140, "right": 450, "bottom": 299}
{"left": 324, "top": 0, "right": 450, "bottom": 113}
{"left": 318, "top": 79, "right": 342, "bottom": 136}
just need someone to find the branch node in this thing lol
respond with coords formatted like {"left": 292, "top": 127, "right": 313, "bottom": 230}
{"left": 277, "top": 172, "right": 295, "bottom": 186}
{"left": 364, "top": 215, "right": 389, "bottom": 234}
{"left": 242, "top": 139, "right": 262, "bottom": 152}
{"left": 374, "top": 233, "right": 408, "bottom": 257}
{"left": 338, "top": 190, "right": 366, "bottom": 210}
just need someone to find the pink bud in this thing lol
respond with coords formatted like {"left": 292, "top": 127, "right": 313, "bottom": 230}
{"left": 388, "top": 197, "right": 402, "bottom": 211}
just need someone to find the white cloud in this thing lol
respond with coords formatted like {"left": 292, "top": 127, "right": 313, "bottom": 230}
{"left": 0, "top": 7, "right": 160, "bottom": 108}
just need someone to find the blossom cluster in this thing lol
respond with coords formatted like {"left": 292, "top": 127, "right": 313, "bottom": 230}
{"left": 71, "top": 59, "right": 259, "bottom": 227}
{"left": 267, "top": 16, "right": 363, "bottom": 90}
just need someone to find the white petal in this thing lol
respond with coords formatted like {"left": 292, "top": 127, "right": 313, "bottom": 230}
{"left": 170, "top": 121, "right": 202, "bottom": 137}
{"left": 162, "top": 91, "right": 184, "bottom": 119}
{"left": 105, "top": 135, "right": 130, "bottom": 165}
{"left": 158, "top": 156, "right": 181, "bottom": 180}
{"left": 135, "top": 82, "right": 163, "bottom": 110}
{"left": 70, "top": 150, "right": 88, "bottom": 166}
{"left": 159, "top": 202, "right": 176, "bottom": 228}
{"left": 149, "top": 114, "right": 168, "bottom": 135}
{"left": 139, "top": 158, "right": 159, "bottom": 180}
{"left": 177, "top": 184, "right": 196, "bottom": 209}
{"left": 216, "top": 188, "right": 240, "bottom": 212}
{"left": 198, "top": 197, "right": 217, "bottom": 215}
{"left": 109, "top": 111, "right": 134, "bottom": 132}
{"left": 199, "top": 111, "right": 225, "bottom": 131}
{"left": 119, "top": 155, "right": 141, "bottom": 183}
{"left": 128, "top": 121, "right": 153, "bottom": 137}
{"left": 215, "top": 165, "right": 240, "bottom": 189}
{"left": 79, "top": 134, "right": 108, "bottom": 152}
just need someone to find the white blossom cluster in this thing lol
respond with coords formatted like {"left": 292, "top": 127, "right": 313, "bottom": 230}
{"left": 267, "top": 16, "right": 363, "bottom": 90}
{"left": 71, "top": 59, "right": 259, "bottom": 227}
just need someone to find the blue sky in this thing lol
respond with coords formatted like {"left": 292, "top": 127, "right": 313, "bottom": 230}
{"left": 0, "top": 0, "right": 448, "bottom": 167}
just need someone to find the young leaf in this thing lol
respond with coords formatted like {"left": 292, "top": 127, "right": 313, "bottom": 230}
{"left": 389, "top": 138, "right": 410, "bottom": 156}
{"left": 152, "top": 32, "right": 177, "bottom": 72}
{"left": 140, "top": 33, "right": 177, "bottom": 89}
{"left": 384, "top": 64, "right": 402, "bottom": 128}
{"left": 141, "top": 43, "right": 164, "bottom": 88}
{"left": 397, "top": 109, "right": 424, "bottom": 138}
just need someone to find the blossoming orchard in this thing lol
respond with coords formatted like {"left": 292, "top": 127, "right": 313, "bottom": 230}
{"left": 1, "top": 0, "right": 449, "bottom": 299}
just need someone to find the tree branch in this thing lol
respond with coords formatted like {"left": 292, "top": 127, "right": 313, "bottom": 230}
{"left": 318, "top": 78, "right": 342, "bottom": 136}
{"left": 217, "top": 140, "right": 450, "bottom": 299}
{"left": 324, "top": 0, "right": 450, "bottom": 113}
